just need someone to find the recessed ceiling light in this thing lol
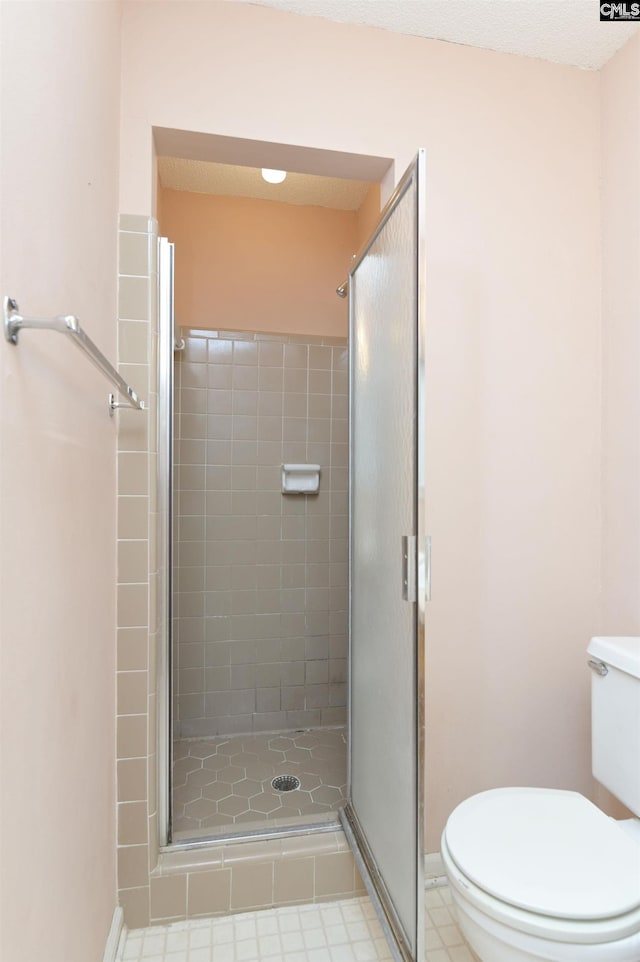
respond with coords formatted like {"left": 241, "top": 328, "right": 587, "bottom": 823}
{"left": 261, "top": 168, "right": 287, "bottom": 184}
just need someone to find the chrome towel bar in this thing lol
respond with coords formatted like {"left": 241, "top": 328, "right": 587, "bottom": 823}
{"left": 3, "top": 295, "right": 146, "bottom": 416}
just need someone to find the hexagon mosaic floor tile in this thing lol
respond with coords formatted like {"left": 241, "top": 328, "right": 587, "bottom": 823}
{"left": 173, "top": 728, "right": 347, "bottom": 839}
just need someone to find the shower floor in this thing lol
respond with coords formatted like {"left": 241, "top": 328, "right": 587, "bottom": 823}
{"left": 172, "top": 727, "right": 347, "bottom": 841}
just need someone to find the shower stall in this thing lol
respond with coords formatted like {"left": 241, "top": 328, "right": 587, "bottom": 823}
{"left": 157, "top": 150, "right": 427, "bottom": 962}
{"left": 171, "top": 325, "right": 350, "bottom": 840}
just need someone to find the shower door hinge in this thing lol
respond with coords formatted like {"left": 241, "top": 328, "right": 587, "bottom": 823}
{"left": 402, "top": 535, "right": 417, "bottom": 603}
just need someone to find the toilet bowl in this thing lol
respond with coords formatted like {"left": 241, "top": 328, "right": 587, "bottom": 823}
{"left": 441, "top": 787, "right": 640, "bottom": 962}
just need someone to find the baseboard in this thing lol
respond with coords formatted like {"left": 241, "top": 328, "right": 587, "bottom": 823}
{"left": 103, "top": 906, "right": 125, "bottom": 962}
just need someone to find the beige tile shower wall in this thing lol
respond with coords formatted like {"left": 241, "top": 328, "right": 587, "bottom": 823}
{"left": 174, "top": 331, "right": 349, "bottom": 738}
{"left": 116, "top": 214, "right": 158, "bottom": 927}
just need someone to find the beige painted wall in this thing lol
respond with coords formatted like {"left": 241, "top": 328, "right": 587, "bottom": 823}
{"left": 158, "top": 188, "right": 354, "bottom": 336}
{"left": 601, "top": 34, "right": 640, "bottom": 637}
{"left": 0, "top": 3, "right": 121, "bottom": 960}
{"left": 120, "top": 1, "right": 602, "bottom": 852}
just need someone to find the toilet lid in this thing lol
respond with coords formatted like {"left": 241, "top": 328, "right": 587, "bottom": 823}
{"left": 444, "top": 788, "right": 640, "bottom": 920}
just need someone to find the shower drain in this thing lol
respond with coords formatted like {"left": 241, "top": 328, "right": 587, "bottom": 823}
{"left": 271, "top": 775, "right": 301, "bottom": 793}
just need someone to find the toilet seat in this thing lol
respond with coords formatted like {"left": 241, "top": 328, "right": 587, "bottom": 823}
{"left": 442, "top": 787, "right": 640, "bottom": 944}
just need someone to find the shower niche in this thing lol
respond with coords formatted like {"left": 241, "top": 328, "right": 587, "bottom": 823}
{"left": 157, "top": 162, "right": 379, "bottom": 843}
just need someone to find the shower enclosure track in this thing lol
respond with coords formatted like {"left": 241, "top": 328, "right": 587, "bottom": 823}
{"left": 164, "top": 817, "right": 342, "bottom": 854}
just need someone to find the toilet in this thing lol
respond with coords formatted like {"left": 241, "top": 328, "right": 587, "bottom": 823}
{"left": 441, "top": 636, "right": 640, "bottom": 962}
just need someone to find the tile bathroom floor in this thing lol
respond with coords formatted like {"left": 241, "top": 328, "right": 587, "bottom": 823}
{"left": 119, "top": 888, "right": 478, "bottom": 962}
{"left": 173, "top": 729, "right": 347, "bottom": 840}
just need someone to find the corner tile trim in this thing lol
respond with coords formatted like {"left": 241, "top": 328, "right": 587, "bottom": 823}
{"left": 102, "top": 905, "right": 124, "bottom": 962}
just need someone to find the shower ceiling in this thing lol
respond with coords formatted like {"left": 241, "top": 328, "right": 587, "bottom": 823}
{"left": 158, "top": 156, "right": 373, "bottom": 210}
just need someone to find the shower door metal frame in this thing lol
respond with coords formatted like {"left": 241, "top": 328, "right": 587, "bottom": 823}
{"left": 157, "top": 236, "right": 175, "bottom": 847}
{"left": 341, "top": 150, "right": 427, "bottom": 962}
{"left": 157, "top": 237, "right": 344, "bottom": 850}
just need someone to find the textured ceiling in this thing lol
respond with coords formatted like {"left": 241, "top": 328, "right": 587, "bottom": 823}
{"left": 158, "top": 157, "right": 373, "bottom": 209}
{"left": 227, "top": 0, "right": 639, "bottom": 69}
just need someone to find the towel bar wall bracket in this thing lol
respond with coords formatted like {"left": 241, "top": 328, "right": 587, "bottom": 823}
{"left": 3, "top": 295, "right": 147, "bottom": 417}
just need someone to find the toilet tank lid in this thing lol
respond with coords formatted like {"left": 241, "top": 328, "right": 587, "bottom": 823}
{"left": 443, "top": 788, "right": 640, "bottom": 920}
{"left": 588, "top": 636, "right": 640, "bottom": 679}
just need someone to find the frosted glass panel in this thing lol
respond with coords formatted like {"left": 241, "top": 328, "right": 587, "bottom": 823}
{"left": 351, "top": 176, "right": 418, "bottom": 951}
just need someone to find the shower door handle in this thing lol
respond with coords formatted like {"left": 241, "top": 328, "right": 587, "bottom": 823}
{"left": 402, "top": 535, "right": 416, "bottom": 603}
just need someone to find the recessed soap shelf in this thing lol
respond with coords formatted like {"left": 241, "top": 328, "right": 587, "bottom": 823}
{"left": 281, "top": 463, "right": 321, "bottom": 494}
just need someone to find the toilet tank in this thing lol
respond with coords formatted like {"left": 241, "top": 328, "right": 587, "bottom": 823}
{"left": 588, "top": 636, "right": 640, "bottom": 817}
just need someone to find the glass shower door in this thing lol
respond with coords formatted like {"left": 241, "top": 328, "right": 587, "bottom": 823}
{"left": 341, "top": 152, "right": 426, "bottom": 962}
